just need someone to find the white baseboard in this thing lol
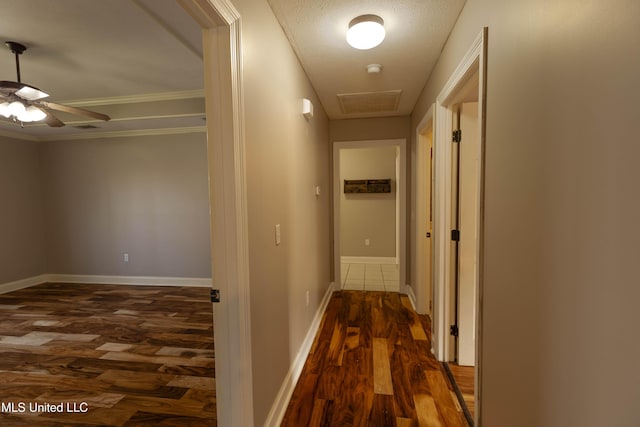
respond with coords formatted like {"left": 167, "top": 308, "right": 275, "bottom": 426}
{"left": 46, "top": 274, "right": 212, "bottom": 287}
{"left": 0, "top": 274, "right": 212, "bottom": 293}
{"left": 341, "top": 256, "right": 397, "bottom": 264}
{"left": 0, "top": 275, "right": 49, "bottom": 294}
{"left": 264, "top": 282, "right": 336, "bottom": 427}
{"left": 405, "top": 283, "right": 418, "bottom": 310}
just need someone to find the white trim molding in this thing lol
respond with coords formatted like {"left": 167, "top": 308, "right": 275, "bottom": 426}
{"left": 264, "top": 283, "right": 335, "bottom": 427}
{"left": 0, "top": 275, "right": 49, "bottom": 294}
{"left": 431, "top": 28, "right": 487, "bottom": 427}
{"left": 433, "top": 29, "right": 486, "bottom": 363}
{"left": 414, "top": 104, "right": 435, "bottom": 316}
{"left": 405, "top": 283, "right": 418, "bottom": 310}
{"left": 46, "top": 275, "right": 211, "bottom": 287}
{"left": 179, "top": 1, "right": 255, "bottom": 426}
{"left": 0, "top": 275, "right": 212, "bottom": 294}
{"left": 39, "top": 126, "right": 207, "bottom": 142}
{"left": 60, "top": 90, "right": 206, "bottom": 107}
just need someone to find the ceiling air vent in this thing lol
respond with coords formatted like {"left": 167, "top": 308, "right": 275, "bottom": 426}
{"left": 337, "top": 90, "right": 402, "bottom": 115}
{"left": 73, "top": 124, "right": 99, "bottom": 129}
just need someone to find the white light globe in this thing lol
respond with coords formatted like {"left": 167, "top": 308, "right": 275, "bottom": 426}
{"left": 347, "top": 15, "right": 385, "bottom": 50}
{"left": 8, "top": 101, "right": 26, "bottom": 116}
{"left": 0, "top": 102, "right": 11, "bottom": 118}
{"left": 25, "top": 105, "right": 47, "bottom": 122}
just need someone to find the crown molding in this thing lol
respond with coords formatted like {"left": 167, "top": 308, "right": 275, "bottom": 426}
{"left": 60, "top": 89, "right": 205, "bottom": 107}
{"left": 39, "top": 126, "right": 206, "bottom": 142}
{"left": 0, "top": 128, "right": 40, "bottom": 141}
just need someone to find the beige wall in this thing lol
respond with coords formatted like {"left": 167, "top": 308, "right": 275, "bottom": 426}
{"left": 340, "top": 146, "right": 397, "bottom": 258}
{"left": 231, "top": 0, "right": 332, "bottom": 423}
{"left": 40, "top": 133, "right": 211, "bottom": 278}
{"left": 0, "top": 137, "right": 46, "bottom": 283}
{"left": 412, "top": 0, "right": 640, "bottom": 425}
{"left": 330, "top": 116, "right": 411, "bottom": 142}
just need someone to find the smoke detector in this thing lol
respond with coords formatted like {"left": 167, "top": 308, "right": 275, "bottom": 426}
{"left": 367, "top": 64, "right": 382, "bottom": 74}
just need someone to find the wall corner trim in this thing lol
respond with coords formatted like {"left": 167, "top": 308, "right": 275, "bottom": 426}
{"left": 263, "top": 282, "right": 336, "bottom": 427}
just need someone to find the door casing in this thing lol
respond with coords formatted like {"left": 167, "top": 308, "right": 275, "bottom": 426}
{"left": 414, "top": 107, "right": 435, "bottom": 315}
{"left": 179, "top": 1, "right": 254, "bottom": 426}
{"left": 426, "top": 27, "right": 488, "bottom": 426}
{"left": 332, "top": 139, "right": 407, "bottom": 291}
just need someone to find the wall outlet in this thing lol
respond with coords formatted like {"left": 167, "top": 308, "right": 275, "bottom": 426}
{"left": 365, "top": 238, "right": 370, "bottom": 246}
{"left": 123, "top": 253, "right": 129, "bottom": 262}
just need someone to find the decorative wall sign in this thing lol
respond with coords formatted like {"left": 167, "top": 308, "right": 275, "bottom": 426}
{"left": 344, "top": 179, "right": 392, "bottom": 193}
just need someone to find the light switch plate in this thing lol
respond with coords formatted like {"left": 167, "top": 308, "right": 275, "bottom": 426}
{"left": 275, "top": 224, "right": 281, "bottom": 245}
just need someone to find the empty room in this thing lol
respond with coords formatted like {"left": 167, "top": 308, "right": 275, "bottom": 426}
{"left": 0, "top": 1, "right": 217, "bottom": 425}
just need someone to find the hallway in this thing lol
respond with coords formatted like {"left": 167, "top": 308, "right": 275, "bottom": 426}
{"left": 282, "top": 291, "right": 468, "bottom": 426}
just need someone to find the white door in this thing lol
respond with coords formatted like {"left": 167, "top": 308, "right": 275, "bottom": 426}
{"left": 457, "top": 102, "right": 479, "bottom": 366}
{"left": 416, "top": 128, "right": 434, "bottom": 315}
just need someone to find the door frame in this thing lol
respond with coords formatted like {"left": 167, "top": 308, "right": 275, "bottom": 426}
{"left": 414, "top": 105, "right": 435, "bottom": 315}
{"left": 430, "top": 27, "right": 487, "bottom": 425}
{"left": 178, "top": 1, "right": 254, "bottom": 426}
{"left": 333, "top": 139, "right": 407, "bottom": 291}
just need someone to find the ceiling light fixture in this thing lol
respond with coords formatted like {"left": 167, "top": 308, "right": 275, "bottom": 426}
{"left": 0, "top": 101, "right": 47, "bottom": 122}
{"left": 0, "top": 41, "right": 49, "bottom": 124}
{"left": 346, "top": 14, "right": 385, "bottom": 50}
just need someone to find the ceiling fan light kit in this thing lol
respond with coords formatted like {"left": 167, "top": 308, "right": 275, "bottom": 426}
{"left": 0, "top": 101, "right": 45, "bottom": 122}
{"left": 0, "top": 41, "right": 110, "bottom": 127}
{"left": 346, "top": 14, "right": 385, "bottom": 50}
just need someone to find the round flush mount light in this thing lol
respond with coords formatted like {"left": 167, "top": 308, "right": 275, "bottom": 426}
{"left": 346, "top": 14, "right": 385, "bottom": 50}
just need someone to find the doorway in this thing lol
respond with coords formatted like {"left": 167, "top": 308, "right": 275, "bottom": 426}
{"left": 333, "top": 139, "right": 407, "bottom": 293}
{"left": 450, "top": 100, "right": 480, "bottom": 367}
{"left": 414, "top": 106, "right": 435, "bottom": 316}
{"left": 421, "top": 28, "right": 487, "bottom": 425}
{"left": 179, "top": 1, "right": 253, "bottom": 426}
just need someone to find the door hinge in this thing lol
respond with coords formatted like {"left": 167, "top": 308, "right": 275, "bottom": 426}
{"left": 451, "top": 229, "right": 460, "bottom": 241}
{"left": 452, "top": 129, "right": 462, "bottom": 143}
{"left": 210, "top": 289, "right": 220, "bottom": 303}
{"left": 450, "top": 324, "right": 459, "bottom": 337}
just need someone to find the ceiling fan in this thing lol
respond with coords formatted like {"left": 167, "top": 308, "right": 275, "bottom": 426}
{"left": 0, "top": 41, "right": 110, "bottom": 127}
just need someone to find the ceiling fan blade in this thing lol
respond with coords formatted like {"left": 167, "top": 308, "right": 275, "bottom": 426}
{"left": 43, "top": 110, "right": 65, "bottom": 127}
{"left": 0, "top": 81, "right": 49, "bottom": 100}
{"left": 38, "top": 101, "right": 110, "bottom": 122}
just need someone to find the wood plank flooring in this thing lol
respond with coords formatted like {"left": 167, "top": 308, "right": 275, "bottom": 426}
{"left": 446, "top": 363, "right": 474, "bottom": 420}
{"left": 282, "top": 291, "right": 469, "bottom": 427}
{"left": 0, "top": 283, "right": 216, "bottom": 426}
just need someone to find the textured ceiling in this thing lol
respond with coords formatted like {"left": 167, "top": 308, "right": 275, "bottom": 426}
{"left": 0, "top": 0, "right": 467, "bottom": 139}
{"left": 267, "top": 0, "right": 466, "bottom": 119}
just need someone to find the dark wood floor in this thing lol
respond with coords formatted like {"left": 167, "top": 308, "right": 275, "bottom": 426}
{"left": 447, "top": 363, "right": 474, "bottom": 420}
{"left": 282, "top": 291, "right": 469, "bottom": 427}
{"left": 0, "top": 283, "right": 216, "bottom": 426}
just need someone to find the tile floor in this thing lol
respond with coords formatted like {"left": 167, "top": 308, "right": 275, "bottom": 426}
{"left": 341, "top": 262, "right": 400, "bottom": 291}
